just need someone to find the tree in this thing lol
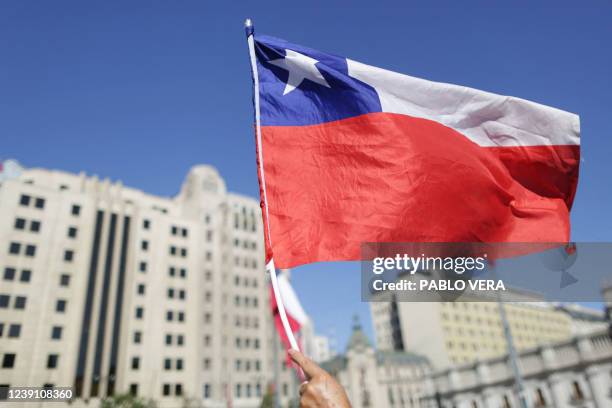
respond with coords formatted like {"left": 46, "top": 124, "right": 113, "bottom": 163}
{"left": 101, "top": 393, "right": 157, "bottom": 408}
{"left": 259, "top": 390, "right": 275, "bottom": 408}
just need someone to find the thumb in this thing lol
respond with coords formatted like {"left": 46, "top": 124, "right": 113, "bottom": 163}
{"left": 288, "top": 349, "right": 323, "bottom": 379}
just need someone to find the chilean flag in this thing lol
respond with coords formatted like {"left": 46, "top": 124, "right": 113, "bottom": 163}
{"left": 251, "top": 34, "right": 580, "bottom": 270}
{"left": 269, "top": 269, "right": 308, "bottom": 355}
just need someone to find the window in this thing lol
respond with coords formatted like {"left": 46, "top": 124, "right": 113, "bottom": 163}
{"left": 129, "top": 384, "right": 138, "bottom": 396}
{"left": 131, "top": 357, "right": 140, "bottom": 370}
{"left": 71, "top": 205, "right": 81, "bottom": 216}
{"left": 134, "top": 331, "right": 142, "bottom": 344}
{"left": 143, "top": 219, "right": 150, "bottom": 229}
{"left": 0, "top": 295, "right": 9, "bottom": 308}
{"left": 180, "top": 268, "right": 186, "bottom": 278}
{"left": 170, "top": 246, "right": 176, "bottom": 255}
{"left": 168, "top": 267, "right": 175, "bottom": 277}
{"left": 9, "top": 242, "right": 20, "bottom": 255}
{"left": 51, "top": 326, "right": 62, "bottom": 340}
{"left": 135, "top": 307, "right": 144, "bottom": 319}
{"left": 137, "top": 284, "right": 145, "bottom": 295}
{"left": 176, "top": 359, "right": 183, "bottom": 370}
{"left": 25, "top": 245, "right": 36, "bottom": 257}
{"left": 178, "top": 312, "right": 185, "bottom": 322}
{"left": 60, "top": 274, "right": 70, "bottom": 287}
{"left": 180, "top": 248, "right": 187, "bottom": 257}
{"left": 571, "top": 381, "right": 584, "bottom": 401}
{"left": 141, "top": 240, "right": 148, "bottom": 251}
{"left": 63, "top": 250, "right": 73, "bottom": 262}
{"left": 168, "top": 289, "right": 174, "bottom": 299}
{"left": 30, "top": 221, "right": 41, "bottom": 232}
{"left": 171, "top": 226, "right": 178, "bottom": 235}
{"left": 179, "top": 290, "right": 185, "bottom": 300}
{"left": 14, "top": 296, "right": 26, "bottom": 309}
{"left": 162, "top": 384, "right": 171, "bottom": 396}
{"left": 8, "top": 324, "right": 21, "bottom": 338}
{"left": 139, "top": 262, "right": 147, "bottom": 272}
{"left": 182, "top": 229, "right": 188, "bottom": 238}
{"left": 20, "top": 194, "right": 31, "bottom": 206}
{"left": 0, "top": 323, "right": 3, "bottom": 337}
{"left": 47, "top": 354, "right": 59, "bottom": 369}
{"left": 3, "top": 268, "right": 16, "bottom": 281}
{"left": 165, "top": 334, "right": 172, "bottom": 345}
{"left": 67, "top": 227, "right": 77, "bottom": 238}
{"left": 14, "top": 218, "right": 26, "bottom": 230}
{"left": 164, "top": 358, "right": 171, "bottom": 370}
{"left": 166, "top": 311, "right": 173, "bottom": 321}
{"left": 204, "top": 384, "right": 211, "bottom": 399}
{"left": 56, "top": 299, "right": 66, "bottom": 313}
{"left": 35, "top": 198, "right": 45, "bottom": 209}
{"left": 235, "top": 384, "right": 241, "bottom": 398}
{"left": 20, "top": 270, "right": 31, "bottom": 283}
{"left": 177, "top": 335, "right": 184, "bottom": 346}
{"left": 175, "top": 384, "right": 182, "bottom": 396}
{"left": 2, "top": 353, "right": 16, "bottom": 368}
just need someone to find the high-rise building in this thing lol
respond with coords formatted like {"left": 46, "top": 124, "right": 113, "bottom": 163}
{"left": 301, "top": 320, "right": 334, "bottom": 363}
{"left": 0, "top": 162, "right": 295, "bottom": 407}
{"left": 370, "top": 295, "right": 605, "bottom": 370}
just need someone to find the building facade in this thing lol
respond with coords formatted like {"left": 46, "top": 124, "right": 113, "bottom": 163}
{"left": 301, "top": 320, "right": 334, "bottom": 364}
{"left": 422, "top": 329, "right": 612, "bottom": 408}
{"left": 322, "top": 317, "right": 431, "bottom": 408}
{"left": 0, "top": 163, "right": 294, "bottom": 407}
{"left": 371, "top": 295, "right": 605, "bottom": 370}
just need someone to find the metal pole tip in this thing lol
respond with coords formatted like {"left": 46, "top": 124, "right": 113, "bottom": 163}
{"left": 244, "top": 18, "right": 254, "bottom": 37}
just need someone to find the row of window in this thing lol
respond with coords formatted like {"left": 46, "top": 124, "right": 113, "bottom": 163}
{"left": 234, "top": 256, "right": 258, "bottom": 269}
{"left": 168, "top": 267, "right": 187, "bottom": 278}
{"left": 234, "top": 359, "right": 262, "bottom": 372}
{"left": 234, "top": 238, "right": 257, "bottom": 250}
{"left": 134, "top": 307, "right": 186, "bottom": 322}
{"left": 0, "top": 353, "right": 59, "bottom": 369}
{"left": 234, "top": 296, "right": 259, "bottom": 308}
{"left": 0, "top": 295, "right": 26, "bottom": 309}
{"left": 169, "top": 246, "right": 188, "bottom": 257}
{"left": 8, "top": 242, "right": 36, "bottom": 257}
{"left": 202, "top": 382, "right": 269, "bottom": 400}
{"left": 0, "top": 323, "right": 62, "bottom": 340}
{"left": 0, "top": 294, "right": 67, "bottom": 312}
{"left": 170, "top": 225, "right": 188, "bottom": 237}
{"left": 234, "top": 337, "right": 261, "bottom": 349}
{"left": 14, "top": 218, "right": 40, "bottom": 232}
{"left": 3, "top": 268, "right": 31, "bottom": 282}
{"left": 7, "top": 242, "right": 75, "bottom": 262}
{"left": 234, "top": 275, "right": 258, "bottom": 288}
{"left": 19, "top": 195, "right": 81, "bottom": 216}
{"left": 163, "top": 358, "right": 184, "bottom": 370}
{"left": 19, "top": 194, "right": 45, "bottom": 209}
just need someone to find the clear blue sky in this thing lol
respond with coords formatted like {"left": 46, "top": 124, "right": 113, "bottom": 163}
{"left": 1, "top": 1, "right": 611, "bottom": 351}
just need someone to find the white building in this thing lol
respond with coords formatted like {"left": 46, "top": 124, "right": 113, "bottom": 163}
{"left": 321, "top": 317, "right": 431, "bottom": 408}
{"left": 371, "top": 292, "right": 606, "bottom": 370}
{"left": 301, "top": 320, "right": 334, "bottom": 364}
{"left": 0, "top": 162, "right": 294, "bottom": 407}
{"left": 422, "top": 329, "right": 612, "bottom": 408}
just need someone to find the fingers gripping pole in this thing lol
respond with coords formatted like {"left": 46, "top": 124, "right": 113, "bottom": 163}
{"left": 268, "top": 260, "right": 300, "bottom": 351}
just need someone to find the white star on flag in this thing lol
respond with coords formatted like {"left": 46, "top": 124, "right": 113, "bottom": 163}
{"left": 268, "top": 49, "right": 331, "bottom": 95}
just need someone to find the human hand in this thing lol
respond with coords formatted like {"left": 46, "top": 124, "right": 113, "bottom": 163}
{"left": 289, "top": 349, "right": 352, "bottom": 408}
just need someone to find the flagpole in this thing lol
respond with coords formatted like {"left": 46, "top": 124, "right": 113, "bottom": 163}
{"left": 245, "top": 18, "right": 300, "bottom": 353}
{"left": 491, "top": 266, "right": 529, "bottom": 408}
